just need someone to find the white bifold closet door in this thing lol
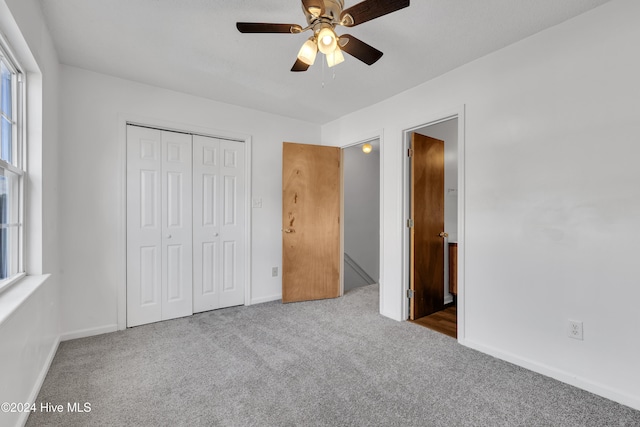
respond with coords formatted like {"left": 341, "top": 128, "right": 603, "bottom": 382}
{"left": 127, "top": 126, "right": 193, "bottom": 327}
{"left": 192, "top": 135, "right": 245, "bottom": 313}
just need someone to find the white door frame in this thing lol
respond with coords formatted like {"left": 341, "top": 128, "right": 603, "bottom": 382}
{"left": 336, "top": 131, "right": 385, "bottom": 313}
{"left": 118, "top": 115, "right": 252, "bottom": 330}
{"left": 401, "top": 105, "right": 466, "bottom": 342}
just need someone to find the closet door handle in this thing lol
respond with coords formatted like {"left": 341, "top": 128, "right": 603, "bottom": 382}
{"left": 166, "top": 234, "right": 172, "bottom": 239}
{"left": 214, "top": 233, "right": 219, "bottom": 237}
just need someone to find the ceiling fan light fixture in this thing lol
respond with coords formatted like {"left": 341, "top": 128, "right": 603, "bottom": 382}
{"left": 340, "top": 14, "right": 354, "bottom": 27}
{"left": 308, "top": 6, "right": 322, "bottom": 17}
{"left": 297, "top": 38, "right": 318, "bottom": 65}
{"left": 326, "top": 46, "right": 344, "bottom": 67}
{"left": 317, "top": 27, "right": 337, "bottom": 55}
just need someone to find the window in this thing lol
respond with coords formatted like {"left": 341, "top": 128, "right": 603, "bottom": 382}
{"left": 0, "top": 38, "right": 24, "bottom": 289}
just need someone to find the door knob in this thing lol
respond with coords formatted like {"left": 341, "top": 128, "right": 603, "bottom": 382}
{"left": 439, "top": 232, "right": 448, "bottom": 238}
{"left": 166, "top": 234, "right": 172, "bottom": 239}
{"left": 214, "top": 232, "right": 219, "bottom": 237}
{"left": 283, "top": 228, "right": 294, "bottom": 233}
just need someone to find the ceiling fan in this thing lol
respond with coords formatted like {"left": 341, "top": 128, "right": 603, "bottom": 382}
{"left": 236, "top": 0, "right": 410, "bottom": 72}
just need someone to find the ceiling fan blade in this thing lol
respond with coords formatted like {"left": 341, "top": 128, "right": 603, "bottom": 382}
{"left": 339, "top": 34, "right": 383, "bottom": 65}
{"left": 301, "top": 0, "right": 325, "bottom": 17}
{"left": 340, "top": 0, "right": 410, "bottom": 27}
{"left": 291, "top": 58, "right": 311, "bottom": 72}
{"left": 236, "top": 22, "right": 303, "bottom": 34}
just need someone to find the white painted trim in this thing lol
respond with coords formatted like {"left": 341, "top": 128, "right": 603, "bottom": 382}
{"left": 400, "top": 105, "right": 466, "bottom": 340}
{"left": 335, "top": 130, "right": 385, "bottom": 316}
{"left": 243, "top": 137, "right": 253, "bottom": 306}
{"left": 462, "top": 338, "right": 640, "bottom": 411}
{"left": 0, "top": 274, "right": 49, "bottom": 326}
{"left": 118, "top": 116, "right": 127, "bottom": 331}
{"left": 378, "top": 130, "right": 385, "bottom": 317}
{"left": 117, "top": 114, "right": 253, "bottom": 330}
{"left": 456, "top": 106, "right": 466, "bottom": 342}
{"left": 250, "top": 294, "right": 281, "bottom": 305}
{"left": 61, "top": 324, "right": 118, "bottom": 342}
{"left": 401, "top": 135, "right": 411, "bottom": 321}
{"left": 17, "top": 335, "right": 60, "bottom": 427}
{"left": 0, "top": 272, "right": 26, "bottom": 297}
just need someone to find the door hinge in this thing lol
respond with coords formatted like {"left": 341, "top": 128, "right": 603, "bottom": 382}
{"left": 408, "top": 148, "right": 414, "bottom": 157}
{"left": 407, "top": 289, "right": 414, "bottom": 299}
{"left": 407, "top": 218, "right": 414, "bottom": 228}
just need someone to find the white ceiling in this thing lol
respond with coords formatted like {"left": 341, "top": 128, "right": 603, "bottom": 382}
{"left": 38, "top": 0, "right": 610, "bottom": 124}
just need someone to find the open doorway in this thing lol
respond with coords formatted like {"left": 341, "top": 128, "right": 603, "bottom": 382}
{"left": 407, "top": 119, "right": 459, "bottom": 338}
{"left": 343, "top": 140, "right": 380, "bottom": 293}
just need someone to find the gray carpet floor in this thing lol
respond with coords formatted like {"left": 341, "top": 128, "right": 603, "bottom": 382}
{"left": 27, "top": 284, "right": 640, "bottom": 426}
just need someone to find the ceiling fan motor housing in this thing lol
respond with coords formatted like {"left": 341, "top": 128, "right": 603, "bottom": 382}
{"left": 302, "top": 0, "right": 345, "bottom": 26}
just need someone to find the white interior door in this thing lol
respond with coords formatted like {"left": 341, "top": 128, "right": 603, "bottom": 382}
{"left": 193, "top": 135, "right": 245, "bottom": 313}
{"left": 127, "top": 126, "right": 193, "bottom": 327}
{"left": 161, "top": 130, "right": 193, "bottom": 321}
{"left": 127, "top": 126, "right": 163, "bottom": 327}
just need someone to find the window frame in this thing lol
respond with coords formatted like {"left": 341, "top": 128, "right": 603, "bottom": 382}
{"left": 0, "top": 33, "right": 26, "bottom": 293}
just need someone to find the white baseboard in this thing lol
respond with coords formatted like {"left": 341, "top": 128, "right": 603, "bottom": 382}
{"left": 250, "top": 294, "right": 281, "bottom": 305}
{"left": 18, "top": 335, "right": 60, "bottom": 427}
{"left": 461, "top": 338, "right": 640, "bottom": 411}
{"left": 61, "top": 324, "right": 118, "bottom": 341}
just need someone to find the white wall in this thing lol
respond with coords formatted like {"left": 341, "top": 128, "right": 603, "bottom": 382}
{"left": 321, "top": 0, "right": 640, "bottom": 410}
{"left": 0, "top": 0, "right": 61, "bottom": 426}
{"left": 343, "top": 142, "right": 380, "bottom": 283}
{"left": 58, "top": 66, "right": 320, "bottom": 338}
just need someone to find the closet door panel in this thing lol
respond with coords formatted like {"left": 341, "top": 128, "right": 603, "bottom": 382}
{"left": 219, "top": 140, "right": 246, "bottom": 308}
{"left": 161, "top": 130, "right": 193, "bottom": 321}
{"left": 193, "top": 135, "right": 221, "bottom": 312}
{"left": 193, "top": 136, "right": 245, "bottom": 312}
{"left": 127, "top": 126, "right": 162, "bottom": 327}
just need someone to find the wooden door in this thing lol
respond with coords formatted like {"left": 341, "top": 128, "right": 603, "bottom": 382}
{"left": 282, "top": 142, "right": 341, "bottom": 303}
{"left": 192, "top": 135, "right": 245, "bottom": 313}
{"left": 410, "top": 133, "right": 445, "bottom": 320}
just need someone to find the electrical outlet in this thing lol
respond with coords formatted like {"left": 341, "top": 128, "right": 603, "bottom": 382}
{"left": 272, "top": 267, "right": 278, "bottom": 277}
{"left": 568, "top": 320, "right": 583, "bottom": 340}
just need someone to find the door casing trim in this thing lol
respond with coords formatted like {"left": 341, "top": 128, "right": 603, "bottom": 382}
{"left": 401, "top": 105, "right": 466, "bottom": 342}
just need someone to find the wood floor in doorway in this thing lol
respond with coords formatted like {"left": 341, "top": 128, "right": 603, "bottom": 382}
{"left": 412, "top": 306, "right": 457, "bottom": 338}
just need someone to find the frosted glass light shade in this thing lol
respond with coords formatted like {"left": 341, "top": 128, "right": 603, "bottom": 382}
{"left": 362, "top": 143, "right": 373, "bottom": 154}
{"left": 326, "top": 47, "right": 345, "bottom": 67}
{"left": 297, "top": 39, "right": 317, "bottom": 65}
{"left": 317, "top": 27, "right": 337, "bottom": 55}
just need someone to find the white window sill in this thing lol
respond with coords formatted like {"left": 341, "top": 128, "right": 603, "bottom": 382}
{"left": 0, "top": 274, "right": 51, "bottom": 327}
{"left": 0, "top": 272, "right": 27, "bottom": 295}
